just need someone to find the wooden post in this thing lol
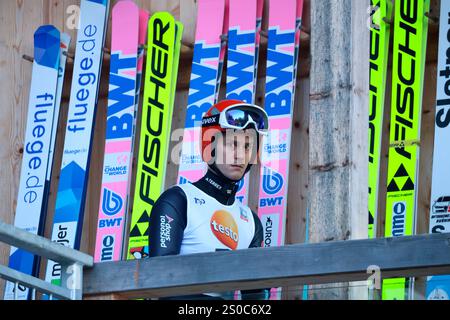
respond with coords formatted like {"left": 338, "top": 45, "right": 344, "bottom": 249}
{"left": 308, "top": 0, "right": 369, "bottom": 299}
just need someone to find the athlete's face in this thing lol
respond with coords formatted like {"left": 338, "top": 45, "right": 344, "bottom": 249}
{"left": 214, "top": 129, "right": 258, "bottom": 181}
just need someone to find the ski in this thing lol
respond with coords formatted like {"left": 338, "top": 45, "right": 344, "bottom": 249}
{"left": 41, "top": 33, "right": 72, "bottom": 238}
{"left": 382, "top": 0, "right": 430, "bottom": 300}
{"left": 368, "top": 0, "right": 392, "bottom": 240}
{"left": 215, "top": 0, "right": 229, "bottom": 103}
{"left": 225, "top": 0, "right": 258, "bottom": 205}
{"left": 121, "top": 9, "right": 149, "bottom": 260}
{"left": 257, "top": 0, "right": 301, "bottom": 299}
{"left": 253, "top": 0, "right": 264, "bottom": 100}
{"left": 94, "top": 0, "right": 139, "bottom": 263}
{"left": 170, "top": 22, "right": 184, "bottom": 126}
{"left": 127, "top": 12, "right": 182, "bottom": 260}
{"left": 31, "top": 32, "right": 72, "bottom": 299}
{"left": 426, "top": 0, "right": 450, "bottom": 300}
{"left": 4, "top": 25, "right": 61, "bottom": 301}
{"left": 177, "top": 0, "right": 225, "bottom": 186}
{"left": 44, "top": 0, "right": 110, "bottom": 288}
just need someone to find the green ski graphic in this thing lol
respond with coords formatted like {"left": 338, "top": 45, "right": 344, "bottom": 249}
{"left": 383, "top": 0, "right": 430, "bottom": 300}
{"left": 368, "top": 0, "right": 392, "bottom": 239}
{"left": 127, "top": 12, "right": 183, "bottom": 260}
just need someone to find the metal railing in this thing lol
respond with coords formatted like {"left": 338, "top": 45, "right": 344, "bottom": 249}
{"left": 0, "top": 219, "right": 93, "bottom": 300}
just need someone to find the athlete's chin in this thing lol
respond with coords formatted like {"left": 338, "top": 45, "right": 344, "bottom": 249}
{"left": 224, "top": 165, "right": 245, "bottom": 180}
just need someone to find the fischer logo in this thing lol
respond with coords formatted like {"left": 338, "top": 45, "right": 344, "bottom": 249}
{"left": 210, "top": 210, "right": 239, "bottom": 250}
{"left": 102, "top": 188, "right": 123, "bottom": 216}
{"left": 100, "top": 235, "right": 115, "bottom": 262}
{"left": 260, "top": 167, "right": 283, "bottom": 207}
{"left": 391, "top": 201, "right": 406, "bottom": 236}
{"left": 226, "top": 27, "right": 255, "bottom": 103}
{"left": 137, "top": 16, "right": 171, "bottom": 207}
{"left": 391, "top": 0, "right": 420, "bottom": 161}
{"left": 160, "top": 215, "right": 173, "bottom": 248}
{"left": 261, "top": 214, "right": 279, "bottom": 247}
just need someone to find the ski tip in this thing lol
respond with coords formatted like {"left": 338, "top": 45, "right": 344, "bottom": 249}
{"left": 175, "top": 21, "right": 185, "bottom": 38}
{"left": 112, "top": 0, "right": 138, "bottom": 14}
{"left": 34, "top": 25, "right": 60, "bottom": 69}
{"left": 149, "top": 11, "right": 175, "bottom": 25}
{"left": 139, "top": 9, "right": 151, "bottom": 44}
{"left": 139, "top": 8, "right": 150, "bottom": 20}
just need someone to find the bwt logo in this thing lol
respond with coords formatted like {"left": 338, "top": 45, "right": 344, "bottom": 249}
{"left": 102, "top": 188, "right": 123, "bottom": 216}
{"left": 226, "top": 27, "right": 255, "bottom": 103}
{"left": 260, "top": 167, "right": 284, "bottom": 207}
{"left": 392, "top": 201, "right": 406, "bottom": 237}
{"left": 262, "top": 167, "right": 283, "bottom": 195}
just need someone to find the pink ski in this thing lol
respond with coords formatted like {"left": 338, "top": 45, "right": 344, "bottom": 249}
{"left": 178, "top": 0, "right": 226, "bottom": 185}
{"left": 225, "top": 0, "right": 258, "bottom": 205}
{"left": 94, "top": 0, "right": 139, "bottom": 263}
{"left": 257, "top": 0, "right": 303, "bottom": 299}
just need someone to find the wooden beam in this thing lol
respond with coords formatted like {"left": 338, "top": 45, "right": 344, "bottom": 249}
{"left": 83, "top": 233, "right": 450, "bottom": 299}
{"left": 308, "top": 0, "right": 370, "bottom": 299}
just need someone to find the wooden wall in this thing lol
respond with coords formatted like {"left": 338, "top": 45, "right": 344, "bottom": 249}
{"left": 0, "top": 0, "right": 311, "bottom": 298}
{"left": 0, "top": 0, "right": 441, "bottom": 300}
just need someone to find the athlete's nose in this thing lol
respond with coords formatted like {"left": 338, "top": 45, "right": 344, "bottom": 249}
{"left": 233, "top": 139, "right": 246, "bottom": 165}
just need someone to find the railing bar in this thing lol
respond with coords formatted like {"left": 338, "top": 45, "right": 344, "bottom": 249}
{"left": 0, "top": 264, "right": 72, "bottom": 300}
{"left": 0, "top": 220, "right": 93, "bottom": 267}
{"left": 14, "top": 282, "right": 18, "bottom": 300}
